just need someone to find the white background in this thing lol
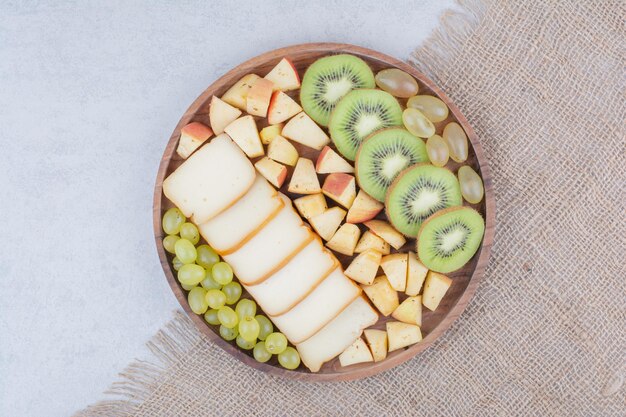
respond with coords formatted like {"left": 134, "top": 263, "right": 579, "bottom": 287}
{"left": 0, "top": 1, "right": 453, "bottom": 415}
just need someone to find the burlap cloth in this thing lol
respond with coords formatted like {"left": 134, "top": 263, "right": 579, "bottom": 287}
{"left": 77, "top": 0, "right": 626, "bottom": 415}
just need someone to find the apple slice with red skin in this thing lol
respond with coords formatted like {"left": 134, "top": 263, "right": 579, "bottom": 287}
{"left": 264, "top": 57, "right": 300, "bottom": 91}
{"left": 267, "top": 91, "right": 302, "bottom": 125}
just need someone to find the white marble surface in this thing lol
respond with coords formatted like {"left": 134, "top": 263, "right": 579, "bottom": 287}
{"left": 0, "top": 1, "right": 453, "bottom": 415}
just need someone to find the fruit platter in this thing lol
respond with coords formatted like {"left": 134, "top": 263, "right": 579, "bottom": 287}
{"left": 153, "top": 43, "right": 494, "bottom": 380}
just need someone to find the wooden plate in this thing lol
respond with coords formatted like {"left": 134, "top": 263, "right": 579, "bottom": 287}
{"left": 153, "top": 43, "right": 495, "bottom": 381}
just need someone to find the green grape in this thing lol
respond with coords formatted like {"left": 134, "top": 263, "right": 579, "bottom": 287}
{"left": 212, "top": 262, "right": 233, "bottom": 285}
{"left": 278, "top": 347, "right": 300, "bottom": 370}
{"left": 223, "top": 282, "right": 242, "bottom": 305}
{"left": 196, "top": 245, "right": 220, "bottom": 269}
{"left": 187, "top": 287, "right": 208, "bottom": 315}
{"left": 181, "top": 282, "right": 196, "bottom": 291}
{"left": 179, "top": 222, "right": 200, "bottom": 245}
{"left": 174, "top": 239, "right": 197, "bottom": 264}
{"left": 200, "top": 271, "right": 221, "bottom": 290}
{"left": 255, "top": 315, "right": 273, "bottom": 341}
{"left": 265, "top": 332, "right": 288, "bottom": 354}
{"left": 238, "top": 316, "right": 260, "bottom": 342}
{"left": 253, "top": 341, "right": 272, "bottom": 363}
{"left": 219, "top": 324, "right": 238, "bottom": 341}
{"left": 162, "top": 235, "right": 180, "bottom": 254}
{"left": 236, "top": 335, "right": 255, "bottom": 350}
{"left": 235, "top": 299, "right": 257, "bottom": 320}
{"left": 205, "top": 289, "right": 226, "bottom": 309}
{"left": 204, "top": 309, "right": 220, "bottom": 325}
{"left": 217, "top": 306, "right": 239, "bottom": 328}
{"left": 162, "top": 208, "right": 185, "bottom": 235}
{"left": 172, "top": 256, "right": 183, "bottom": 271}
{"left": 177, "top": 264, "right": 206, "bottom": 286}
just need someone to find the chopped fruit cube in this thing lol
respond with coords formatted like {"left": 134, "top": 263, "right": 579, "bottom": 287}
{"left": 347, "top": 190, "right": 384, "bottom": 224}
{"left": 316, "top": 146, "right": 354, "bottom": 174}
{"left": 224, "top": 116, "right": 264, "bottom": 158}
{"left": 259, "top": 123, "right": 284, "bottom": 145}
{"left": 361, "top": 276, "right": 399, "bottom": 316}
{"left": 322, "top": 173, "right": 357, "bottom": 209}
{"left": 391, "top": 296, "right": 422, "bottom": 326}
{"left": 282, "top": 112, "right": 330, "bottom": 150}
{"left": 354, "top": 231, "right": 391, "bottom": 255}
{"left": 221, "top": 74, "right": 260, "bottom": 110}
{"left": 267, "top": 135, "right": 298, "bottom": 166}
{"left": 380, "top": 253, "right": 408, "bottom": 292}
{"left": 176, "top": 122, "right": 213, "bottom": 159}
{"left": 363, "top": 329, "right": 387, "bottom": 362}
{"left": 267, "top": 91, "right": 303, "bottom": 125}
{"left": 326, "top": 223, "right": 361, "bottom": 256}
{"left": 264, "top": 58, "right": 300, "bottom": 91}
{"left": 344, "top": 249, "right": 382, "bottom": 285}
{"left": 293, "top": 193, "right": 327, "bottom": 220}
{"left": 288, "top": 158, "right": 321, "bottom": 194}
{"left": 364, "top": 220, "right": 406, "bottom": 250}
{"left": 422, "top": 271, "right": 452, "bottom": 311}
{"left": 209, "top": 96, "right": 241, "bottom": 135}
{"left": 386, "top": 321, "right": 422, "bottom": 352}
{"left": 406, "top": 252, "right": 428, "bottom": 296}
{"left": 246, "top": 78, "right": 274, "bottom": 117}
{"left": 255, "top": 157, "right": 287, "bottom": 188}
{"left": 338, "top": 338, "right": 373, "bottom": 367}
{"left": 309, "top": 207, "right": 346, "bottom": 241}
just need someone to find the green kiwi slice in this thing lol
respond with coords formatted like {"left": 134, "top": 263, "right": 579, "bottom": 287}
{"left": 355, "top": 128, "right": 428, "bottom": 202}
{"left": 329, "top": 89, "right": 403, "bottom": 161}
{"left": 417, "top": 206, "right": 485, "bottom": 273}
{"left": 386, "top": 164, "right": 462, "bottom": 236}
{"left": 300, "top": 54, "right": 375, "bottom": 126}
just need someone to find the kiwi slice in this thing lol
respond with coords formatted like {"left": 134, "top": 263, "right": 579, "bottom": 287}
{"left": 386, "top": 164, "right": 462, "bottom": 236}
{"left": 329, "top": 89, "right": 403, "bottom": 161}
{"left": 417, "top": 206, "right": 485, "bottom": 273}
{"left": 300, "top": 54, "right": 375, "bottom": 126}
{"left": 355, "top": 128, "right": 428, "bottom": 202}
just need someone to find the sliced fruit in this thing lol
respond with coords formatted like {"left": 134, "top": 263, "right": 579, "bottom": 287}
{"left": 176, "top": 122, "right": 213, "bottom": 159}
{"left": 316, "top": 146, "right": 355, "bottom": 174}
{"left": 288, "top": 157, "right": 321, "bottom": 194}
{"left": 309, "top": 206, "right": 346, "bottom": 241}
{"left": 392, "top": 296, "right": 422, "bottom": 326}
{"left": 163, "top": 134, "right": 255, "bottom": 224}
{"left": 209, "top": 96, "right": 242, "bottom": 135}
{"left": 246, "top": 78, "right": 274, "bottom": 117}
{"left": 387, "top": 321, "right": 422, "bottom": 351}
{"left": 417, "top": 206, "right": 485, "bottom": 273}
{"left": 264, "top": 57, "right": 300, "bottom": 91}
{"left": 293, "top": 193, "right": 327, "bottom": 220}
{"left": 221, "top": 74, "right": 260, "bottom": 110}
{"left": 380, "top": 253, "right": 408, "bottom": 291}
{"left": 282, "top": 112, "right": 330, "bottom": 150}
{"left": 363, "top": 329, "right": 387, "bottom": 362}
{"left": 354, "top": 231, "right": 390, "bottom": 255}
{"left": 386, "top": 164, "right": 462, "bottom": 236}
{"left": 329, "top": 89, "right": 403, "bottom": 160}
{"left": 422, "top": 271, "right": 452, "bottom": 311}
{"left": 267, "top": 91, "right": 303, "bottom": 124}
{"left": 364, "top": 220, "right": 406, "bottom": 250}
{"left": 355, "top": 128, "right": 428, "bottom": 201}
{"left": 300, "top": 54, "right": 375, "bottom": 126}
{"left": 406, "top": 252, "right": 428, "bottom": 296}
{"left": 326, "top": 223, "right": 361, "bottom": 256}
{"left": 346, "top": 190, "right": 384, "bottom": 224}
{"left": 255, "top": 157, "right": 287, "bottom": 188}
{"left": 259, "top": 123, "right": 284, "bottom": 145}
{"left": 322, "top": 173, "right": 356, "bottom": 209}
{"left": 339, "top": 338, "right": 373, "bottom": 367}
{"left": 344, "top": 249, "right": 382, "bottom": 285}
{"left": 267, "top": 135, "right": 298, "bottom": 166}
{"left": 224, "top": 115, "right": 264, "bottom": 158}
{"left": 361, "top": 276, "right": 399, "bottom": 316}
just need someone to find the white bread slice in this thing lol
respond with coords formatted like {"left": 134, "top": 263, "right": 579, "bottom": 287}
{"left": 162, "top": 134, "right": 255, "bottom": 224}
{"left": 269, "top": 267, "right": 361, "bottom": 344}
{"left": 244, "top": 238, "right": 337, "bottom": 316}
{"left": 222, "top": 194, "right": 312, "bottom": 285}
{"left": 296, "top": 296, "right": 378, "bottom": 372}
{"left": 197, "top": 175, "right": 283, "bottom": 254}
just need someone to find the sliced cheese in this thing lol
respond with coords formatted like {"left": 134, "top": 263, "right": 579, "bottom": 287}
{"left": 244, "top": 239, "right": 337, "bottom": 316}
{"left": 296, "top": 296, "right": 378, "bottom": 372}
{"left": 197, "top": 175, "right": 283, "bottom": 253}
{"left": 162, "top": 134, "right": 255, "bottom": 224}
{"left": 269, "top": 267, "right": 361, "bottom": 344}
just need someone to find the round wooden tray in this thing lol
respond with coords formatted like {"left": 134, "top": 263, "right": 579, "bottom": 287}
{"left": 153, "top": 43, "right": 495, "bottom": 381}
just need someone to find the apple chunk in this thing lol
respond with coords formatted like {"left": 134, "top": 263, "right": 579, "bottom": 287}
{"left": 344, "top": 249, "right": 382, "bottom": 285}
{"left": 316, "top": 146, "right": 354, "bottom": 174}
{"left": 387, "top": 321, "right": 422, "bottom": 352}
{"left": 288, "top": 158, "right": 321, "bottom": 194}
{"left": 176, "top": 122, "right": 213, "bottom": 159}
{"left": 347, "top": 190, "right": 384, "bottom": 224}
{"left": 392, "top": 296, "right": 422, "bottom": 326}
{"left": 309, "top": 206, "right": 346, "bottom": 241}
{"left": 338, "top": 338, "right": 373, "bottom": 367}
{"left": 224, "top": 115, "right": 264, "bottom": 158}
{"left": 361, "top": 276, "right": 399, "bottom": 316}
{"left": 363, "top": 329, "right": 387, "bottom": 362}
{"left": 364, "top": 220, "right": 406, "bottom": 250}
{"left": 380, "top": 253, "right": 408, "bottom": 292}
{"left": 326, "top": 223, "right": 361, "bottom": 256}
{"left": 322, "top": 173, "right": 357, "bottom": 209}
{"left": 406, "top": 252, "right": 428, "bottom": 296}
{"left": 267, "top": 91, "right": 302, "bottom": 125}
{"left": 422, "top": 271, "right": 452, "bottom": 311}
{"left": 267, "top": 135, "right": 298, "bottom": 166}
{"left": 282, "top": 112, "right": 330, "bottom": 150}
{"left": 293, "top": 193, "right": 327, "bottom": 220}
{"left": 246, "top": 78, "right": 274, "bottom": 117}
{"left": 354, "top": 231, "right": 390, "bottom": 255}
{"left": 254, "top": 157, "right": 287, "bottom": 188}
{"left": 259, "top": 123, "right": 283, "bottom": 145}
{"left": 209, "top": 96, "right": 241, "bottom": 135}
{"left": 264, "top": 57, "right": 300, "bottom": 91}
{"left": 221, "top": 74, "right": 260, "bottom": 110}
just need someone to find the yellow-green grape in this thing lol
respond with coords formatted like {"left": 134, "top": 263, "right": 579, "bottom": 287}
{"left": 235, "top": 299, "right": 257, "bottom": 320}
{"left": 196, "top": 245, "right": 220, "bottom": 269}
{"left": 200, "top": 271, "right": 221, "bottom": 290}
{"left": 402, "top": 108, "right": 435, "bottom": 138}
{"left": 177, "top": 264, "right": 206, "bottom": 286}
{"left": 162, "top": 208, "right": 185, "bottom": 235}
{"left": 174, "top": 239, "right": 197, "bottom": 264}
{"left": 172, "top": 256, "right": 183, "bottom": 271}
{"left": 253, "top": 341, "right": 272, "bottom": 363}
{"left": 407, "top": 95, "right": 449, "bottom": 123}
{"left": 458, "top": 166, "right": 484, "bottom": 204}
{"left": 179, "top": 222, "right": 200, "bottom": 245}
{"left": 223, "top": 282, "right": 242, "bottom": 305}
{"left": 212, "top": 262, "right": 233, "bottom": 285}
{"left": 219, "top": 324, "right": 238, "bottom": 341}
{"left": 162, "top": 235, "right": 180, "bottom": 254}
{"left": 426, "top": 135, "right": 449, "bottom": 167}
{"left": 375, "top": 68, "right": 419, "bottom": 98}
{"left": 443, "top": 122, "right": 469, "bottom": 162}
{"left": 236, "top": 335, "right": 255, "bottom": 350}
{"left": 205, "top": 289, "right": 227, "bottom": 309}
{"left": 217, "top": 306, "right": 239, "bottom": 329}
{"left": 278, "top": 347, "right": 300, "bottom": 370}
{"left": 204, "top": 309, "right": 220, "bottom": 325}
{"left": 187, "top": 287, "right": 208, "bottom": 315}
{"left": 238, "top": 316, "right": 260, "bottom": 342}
{"left": 255, "top": 315, "right": 273, "bottom": 341}
{"left": 265, "top": 332, "right": 288, "bottom": 355}
{"left": 181, "top": 282, "right": 196, "bottom": 291}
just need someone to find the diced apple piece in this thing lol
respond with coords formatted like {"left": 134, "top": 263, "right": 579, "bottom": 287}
{"left": 288, "top": 158, "right": 321, "bottom": 194}
{"left": 361, "top": 276, "right": 399, "bottom": 316}
{"left": 293, "top": 193, "right": 327, "bottom": 220}
{"left": 267, "top": 135, "right": 298, "bottom": 166}
{"left": 282, "top": 112, "right": 330, "bottom": 150}
{"left": 221, "top": 74, "right": 260, "bottom": 110}
{"left": 209, "top": 96, "right": 241, "bottom": 135}
{"left": 246, "top": 78, "right": 274, "bottom": 117}
{"left": 364, "top": 220, "right": 406, "bottom": 250}
{"left": 422, "top": 271, "right": 452, "bottom": 311}
{"left": 363, "top": 329, "right": 387, "bottom": 362}
{"left": 224, "top": 115, "right": 264, "bottom": 158}
{"left": 322, "top": 173, "right": 357, "bottom": 209}
{"left": 354, "top": 231, "right": 390, "bottom": 255}
{"left": 264, "top": 57, "right": 300, "bottom": 91}
{"left": 347, "top": 190, "right": 384, "bottom": 223}
{"left": 326, "top": 223, "right": 360, "bottom": 256}
{"left": 309, "top": 207, "right": 346, "bottom": 241}
{"left": 338, "top": 338, "right": 373, "bottom": 367}
{"left": 387, "top": 322, "right": 422, "bottom": 352}
{"left": 267, "top": 91, "right": 302, "bottom": 125}
{"left": 176, "top": 122, "right": 213, "bottom": 159}
{"left": 316, "top": 146, "right": 354, "bottom": 174}
{"left": 380, "top": 253, "right": 408, "bottom": 292}
{"left": 391, "top": 296, "right": 422, "bottom": 326}
{"left": 344, "top": 249, "right": 382, "bottom": 285}
{"left": 406, "top": 252, "right": 428, "bottom": 296}
{"left": 259, "top": 123, "right": 284, "bottom": 145}
{"left": 255, "top": 157, "right": 287, "bottom": 188}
